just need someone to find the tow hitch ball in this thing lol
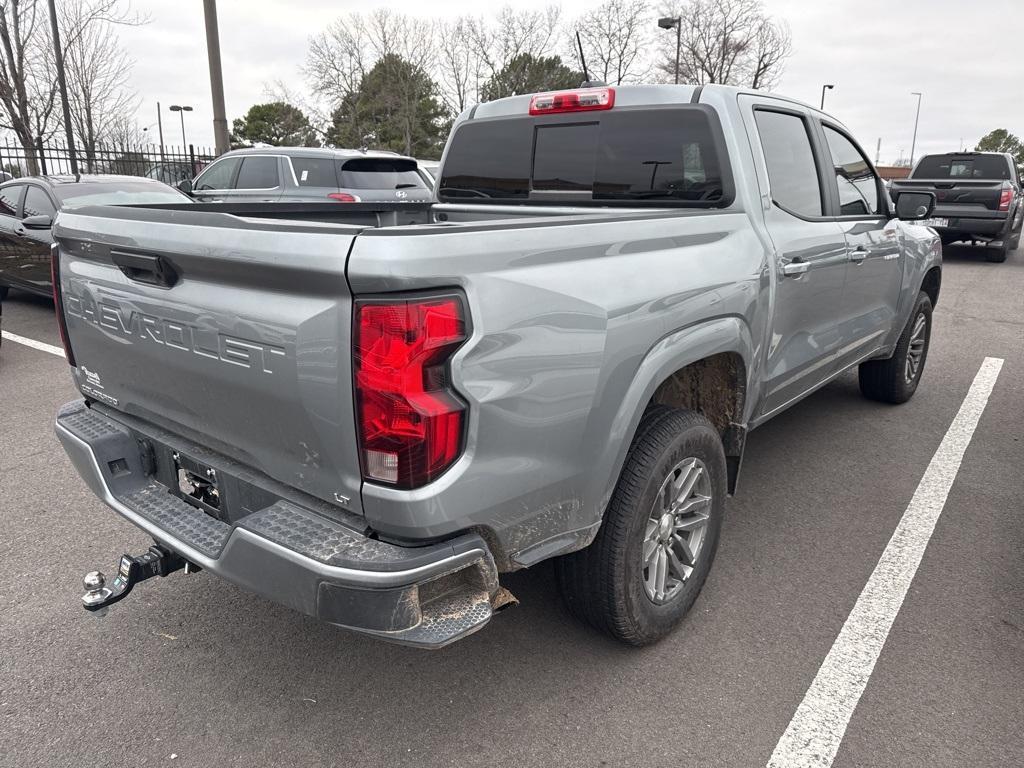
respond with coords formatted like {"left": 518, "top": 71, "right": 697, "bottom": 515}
{"left": 81, "top": 544, "right": 193, "bottom": 614}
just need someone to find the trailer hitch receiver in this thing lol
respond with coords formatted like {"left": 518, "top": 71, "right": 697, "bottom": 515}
{"left": 81, "top": 544, "right": 191, "bottom": 613}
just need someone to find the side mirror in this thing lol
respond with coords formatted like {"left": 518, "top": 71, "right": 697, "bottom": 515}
{"left": 894, "top": 190, "right": 936, "bottom": 221}
{"left": 176, "top": 178, "right": 193, "bottom": 195}
{"left": 21, "top": 214, "right": 52, "bottom": 230}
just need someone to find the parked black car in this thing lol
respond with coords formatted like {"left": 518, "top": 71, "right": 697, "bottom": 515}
{"left": 0, "top": 175, "right": 190, "bottom": 299}
{"left": 890, "top": 152, "right": 1023, "bottom": 262}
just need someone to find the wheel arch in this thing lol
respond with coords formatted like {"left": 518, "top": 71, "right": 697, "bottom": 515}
{"left": 597, "top": 317, "right": 754, "bottom": 512}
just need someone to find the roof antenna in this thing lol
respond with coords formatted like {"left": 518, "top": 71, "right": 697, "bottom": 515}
{"left": 576, "top": 31, "right": 606, "bottom": 88}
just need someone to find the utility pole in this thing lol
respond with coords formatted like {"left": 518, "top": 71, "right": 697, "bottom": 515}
{"left": 156, "top": 102, "right": 165, "bottom": 160}
{"left": 47, "top": 0, "right": 78, "bottom": 174}
{"left": 875, "top": 138, "right": 881, "bottom": 165}
{"left": 203, "top": 0, "right": 230, "bottom": 155}
{"left": 909, "top": 92, "right": 922, "bottom": 168}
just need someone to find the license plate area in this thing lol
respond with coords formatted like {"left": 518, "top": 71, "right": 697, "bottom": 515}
{"left": 171, "top": 451, "right": 224, "bottom": 520}
{"left": 920, "top": 217, "right": 949, "bottom": 228}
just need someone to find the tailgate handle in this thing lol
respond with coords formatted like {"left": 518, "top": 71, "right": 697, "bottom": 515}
{"left": 111, "top": 252, "right": 178, "bottom": 288}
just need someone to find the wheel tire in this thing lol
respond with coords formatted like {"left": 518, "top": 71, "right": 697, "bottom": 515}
{"left": 986, "top": 242, "right": 1009, "bottom": 263}
{"left": 0, "top": 285, "right": 8, "bottom": 301}
{"left": 556, "top": 407, "right": 727, "bottom": 646}
{"left": 858, "top": 291, "right": 933, "bottom": 404}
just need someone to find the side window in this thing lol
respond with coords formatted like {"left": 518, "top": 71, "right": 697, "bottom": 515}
{"left": 194, "top": 157, "right": 240, "bottom": 191}
{"left": 290, "top": 156, "right": 338, "bottom": 187}
{"left": 754, "top": 110, "right": 823, "bottom": 217}
{"left": 823, "top": 126, "right": 881, "bottom": 216}
{"left": 0, "top": 184, "right": 23, "bottom": 217}
{"left": 23, "top": 186, "right": 56, "bottom": 218}
{"left": 235, "top": 156, "right": 279, "bottom": 189}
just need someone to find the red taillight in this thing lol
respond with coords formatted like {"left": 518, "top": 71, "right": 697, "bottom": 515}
{"left": 528, "top": 87, "right": 615, "bottom": 115}
{"left": 50, "top": 244, "right": 75, "bottom": 367}
{"left": 998, "top": 186, "right": 1013, "bottom": 212}
{"left": 354, "top": 295, "right": 468, "bottom": 488}
{"left": 328, "top": 192, "right": 360, "bottom": 202}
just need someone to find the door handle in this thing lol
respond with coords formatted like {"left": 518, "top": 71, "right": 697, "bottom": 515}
{"left": 781, "top": 260, "right": 810, "bottom": 277}
{"left": 849, "top": 247, "right": 868, "bottom": 263}
{"left": 111, "top": 251, "right": 178, "bottom": 287}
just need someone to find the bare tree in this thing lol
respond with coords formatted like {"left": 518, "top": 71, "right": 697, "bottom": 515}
{"left": 0, "top": 0, "right": 57, "bottom": 172}
{"left": 434, "top": 17, "right": 484, "bottom": 115}
{"left": 657, "top": 0, "right": 791, "bottom": 89}
{"left": 464, "top": 4, "right": 563, "bottom": 80}
{"left": 60, "top": 0, "right": 142, "bottom": 170}
{"left": 570, "top": 0, "right": 652, "bottom": 85}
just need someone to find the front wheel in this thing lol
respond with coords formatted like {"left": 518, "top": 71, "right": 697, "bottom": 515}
{"left": 858, "top": 291, "right": 933, "bottom": 404}
{"left": 556, "top": 407, "right": 726, "bottom": 646}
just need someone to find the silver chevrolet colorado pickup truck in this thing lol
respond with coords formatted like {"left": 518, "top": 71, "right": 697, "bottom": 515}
{"left": 53, "top": 84, "right": 942, "bottom": 648}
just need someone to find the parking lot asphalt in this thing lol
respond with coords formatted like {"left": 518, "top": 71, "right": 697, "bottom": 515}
{"left": 1, "top": 243, "right": 1022, "bottom": 768}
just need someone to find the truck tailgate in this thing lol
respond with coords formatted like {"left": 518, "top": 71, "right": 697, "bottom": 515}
{"left": 892, "top": 179, "right": 1006, "bottom": 216}
{"left": 53, "top": 207, "right": 366, "bottom": 514}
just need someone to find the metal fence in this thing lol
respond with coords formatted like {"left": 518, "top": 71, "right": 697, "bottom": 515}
{"left": 0, "top": 138, "right": 217, "bottom": 183}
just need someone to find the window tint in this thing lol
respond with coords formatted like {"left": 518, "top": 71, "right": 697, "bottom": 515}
{"left": 439, "top": 108, "right": 728, "bottom": 206}
{"left": 912, "top": 154, "right": 1011, "bottom": 180}
{"left": 754, "top": 110, "right": 823, "bottom": 217}
{"left": 0, "top": 184, "right": 22, "bottom": 217}
{"left": 194, "top": 157, "right": 240, "bottom": 190}
{"left": 823, "top": 126, "right": 880, "bottom": 216}
{"left": 338, "top": 158, "right": 426, "bottom": 190}
{"left": 290, "top": 156, "right": 338, "bottom": 187}
{"left": 235, "top": 156, "right": 279, "bottom": 189}
{"left": 23, "top": 186, "right": 56, "bottom": 218}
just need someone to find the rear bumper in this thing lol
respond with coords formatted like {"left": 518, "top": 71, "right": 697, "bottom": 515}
{"left": 55, "top": 400, "right": 502, "bottom": 647}
{"left": 929, "top": 211, "right": 1010, "bottom": 238}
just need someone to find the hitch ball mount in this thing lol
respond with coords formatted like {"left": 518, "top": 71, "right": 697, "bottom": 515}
{"left": 82, "top": 543, "right": 196, "bottom": 614}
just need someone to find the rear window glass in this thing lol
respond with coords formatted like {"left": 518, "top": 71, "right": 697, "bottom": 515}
{"left": 439, "top": 107, "right": 730, "bottom": 206}
{"left": 338, "top": 158, "right": 426, "bottom": 190}
{"left": 56, "top": 182, "right": 190, "bottom": 208}
{"left": 290, "top": 156, "right": 338, "bottom": 187}
{"left": 911, "top": 155, "right": 1011, "bottom": 180}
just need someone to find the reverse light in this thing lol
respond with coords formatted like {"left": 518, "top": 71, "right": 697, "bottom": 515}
{"left": 354, "top": 294, "right": 468, "bottom": 488}
{"left": 998, "top": 186, "right": 1013, "bottom": 212}
{"left": 328, "top": 192, "right": 361, "bottom": 202}
{"left": 50, "top": 244, "right": 76, "bottom": 367}
{"left": 529, "top": 87, "right": 615, "bottom": 115}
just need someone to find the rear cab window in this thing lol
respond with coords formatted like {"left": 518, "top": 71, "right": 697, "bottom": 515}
{"left": 911, "top": 155, "right": 1012, "bottom": 180}
{"left": 438, "top": 105, "right": 733, "bottom": 207}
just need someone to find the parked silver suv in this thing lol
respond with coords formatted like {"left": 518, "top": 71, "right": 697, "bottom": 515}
{"left": 181, "top": 147, "right": 433, "bottom": 204}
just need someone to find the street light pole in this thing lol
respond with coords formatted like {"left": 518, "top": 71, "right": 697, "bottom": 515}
{"left": 658, "top": 17, "right": 682, "bottom": 84}
{"left": 820, "top": 83, "right": 834, "bottom": 110}
{"left": 46, "top": 0, "right": 78, "bottom": 174}
{"left": 169, "top": 105, "right": 193, "bottom": 150}
{"left": 909, "top": 92, "right": 923, "bottom": 168}
{"left": 156, "top": 102, "right": 165, "bottom": 160}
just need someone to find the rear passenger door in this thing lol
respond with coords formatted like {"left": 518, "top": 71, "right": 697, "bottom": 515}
{"left": 741, "top": 99, "right": 849, "bottom": 417}
{"left": 818, "top": 122, "right": 903, "bottom": 369}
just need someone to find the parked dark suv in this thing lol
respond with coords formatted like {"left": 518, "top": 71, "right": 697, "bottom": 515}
{"left": 181, "top": 147, "right": 433, "bottom": 204}
{"left": 0, "top": 175, "right": 189, "bottom": 299}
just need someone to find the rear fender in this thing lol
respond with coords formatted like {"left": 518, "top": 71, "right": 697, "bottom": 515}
{"left": 594, "top": 316, "right": 754, "bottom": 514}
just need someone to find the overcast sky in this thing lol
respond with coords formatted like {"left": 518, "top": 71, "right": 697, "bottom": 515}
{"left": 120, "top": 0, "right": 1023, "bottom": 164}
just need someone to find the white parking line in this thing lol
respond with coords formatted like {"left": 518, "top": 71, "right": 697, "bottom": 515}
{"left": 767, "top": 356, "right": 1004, "bottom": 768}
{"left": 1, "top": 330, "right": 66, "bottom": 358}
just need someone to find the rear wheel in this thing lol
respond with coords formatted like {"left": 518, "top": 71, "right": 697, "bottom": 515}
{"left": 987, "top": 241, "right": 1009, "bottom": 263}
{"left": 0, "top": 285, "right": 8, "bottom": 301}
{"left": 556, "top": 407, "right": 726, "bottom": 646}
{"left": 859, "top": 291, "right": 932, "bottom": 404}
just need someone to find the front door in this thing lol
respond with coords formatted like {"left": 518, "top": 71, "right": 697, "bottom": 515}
{"left": 819, "top": 123, "right": 904, "bottom": 368}
{"left": 744, "top": 103, "right": 850, "bottom": 417}
{"left": 0, "top": 183, "right": 28, "bottom": 291}
{"left": 14, "top": 185, "right": 58, "bottom": 293}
